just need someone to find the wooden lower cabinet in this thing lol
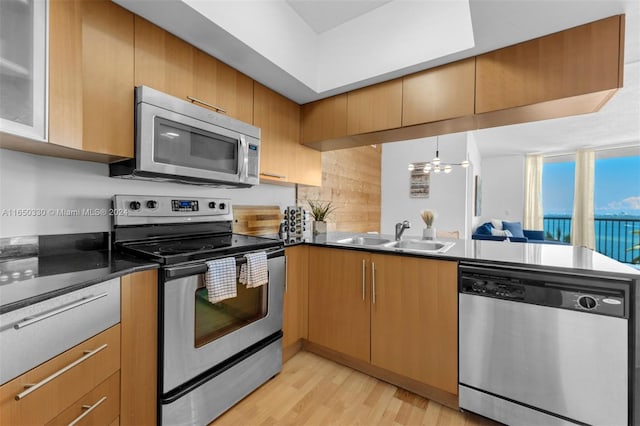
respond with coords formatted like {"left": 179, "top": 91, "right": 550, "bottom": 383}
{"left": 120, "top": 269, "right": 158, "bottom": 426}
{"left": 307, "top": 247, "right": 458, "bottom": 402}
{"left": 0, "top": 269, "right": 158, "bottom": 426}
{"left": 0, "top": 325, "right": 121, "bottom": 426}
{"left": 283, "top": 246, "right": 309, "bottom": 361}
{"left": 45, "top": 372, "right": 120, "bottom": 426}
{"left": 308, "top": 247, "right": 371, "bottom": 363}
{"left": 370, "top": 254, "right": 458, "bottom": 395}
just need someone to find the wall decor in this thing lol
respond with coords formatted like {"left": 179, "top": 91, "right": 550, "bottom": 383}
{"left": 474, "top": 175, "right": 482, "bottom": 216}
{"left": 409, "top": 162, "right": 430, "bottom": 198}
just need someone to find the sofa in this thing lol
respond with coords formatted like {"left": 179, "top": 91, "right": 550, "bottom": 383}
{"left": 472, "top": 220, "right": 566, "bottom": 244}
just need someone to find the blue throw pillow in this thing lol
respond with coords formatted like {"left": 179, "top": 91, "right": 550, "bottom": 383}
{"left": 475, "top": 222, "right": 493, "bottom": 235}
{"left": 502, "top": 221, "right": 525, "bottom": 238}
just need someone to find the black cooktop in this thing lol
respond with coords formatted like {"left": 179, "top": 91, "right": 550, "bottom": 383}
{"left": 119, "top": 233, "right": 282, "bottom": 265}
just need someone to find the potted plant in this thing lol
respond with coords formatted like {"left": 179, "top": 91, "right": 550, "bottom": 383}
{"left": 307, "top": 200, "right": 336, "bottom": 235}
{"left": 420, "top": 209, "right": 437, "bottom": 240}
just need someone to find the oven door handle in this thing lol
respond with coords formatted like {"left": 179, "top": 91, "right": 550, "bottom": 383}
{"left": 164, "top": 248, "right": 285, "bottom": 279}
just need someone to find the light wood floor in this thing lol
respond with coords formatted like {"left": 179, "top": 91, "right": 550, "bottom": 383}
{"left": 213, "top": 351, "right": 498, "bottom": 426}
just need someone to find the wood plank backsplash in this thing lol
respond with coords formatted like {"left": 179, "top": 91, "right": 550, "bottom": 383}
{"left": 298, "top": 144, "right": 381, "bottom": 233}
{"left": 233, "top": 205, "right": 283, "bottom": 236}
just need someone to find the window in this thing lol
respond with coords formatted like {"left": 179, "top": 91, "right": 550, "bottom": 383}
{"left": 594, "top": 153, "right": 640, "bottom": 264}
{"left": 542, "top": 158, "right": 575, "bottom": 243}
{"left": 542, "top": 149, "right": 640, "bottom": 264}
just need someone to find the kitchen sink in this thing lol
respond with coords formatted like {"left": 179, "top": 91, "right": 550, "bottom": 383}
{"left": 384, "top": 239, "right": 455, "bottom": 253}
{"left": 336, "top": 236, "right": 392, "bottom": 246}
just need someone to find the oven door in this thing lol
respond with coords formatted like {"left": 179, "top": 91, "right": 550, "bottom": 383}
{"left": 137, "top": 101, "right": 253, "bottom": 185}
{"left": 161, "top": 252, "right": 284, "bottom": 394}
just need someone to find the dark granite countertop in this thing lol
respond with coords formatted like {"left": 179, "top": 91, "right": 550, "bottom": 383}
{"left": 304, "top": 232, "right": 640, "bottom": 279}
{"left": 0, "top": 234, "right": 158, "bottom": 314}
{"left": 2, "top": 230, "right": 638, "bottom": 315}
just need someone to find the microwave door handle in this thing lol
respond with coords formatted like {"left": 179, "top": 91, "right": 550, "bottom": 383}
{"left": 238, "top": 135, "right": 249, "bottom": 179}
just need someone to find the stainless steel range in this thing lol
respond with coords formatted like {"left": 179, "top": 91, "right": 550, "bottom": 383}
{"left": 112, "top": 195, "right": 284, "bottom": 425}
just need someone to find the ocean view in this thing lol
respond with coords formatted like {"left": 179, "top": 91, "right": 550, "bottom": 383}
{"left": 544, "top": 214, "right": 640, "bottom": 264}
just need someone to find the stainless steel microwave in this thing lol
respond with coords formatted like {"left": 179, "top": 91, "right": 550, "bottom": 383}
{"left": 110, "top": 86, "right": 260, "bottom": 187}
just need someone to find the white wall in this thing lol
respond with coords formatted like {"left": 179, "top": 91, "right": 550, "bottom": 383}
{"left": 381, "top": 133, "right": 472, "bottom": 238}
{"left": 478, "top": 155, "right": 525, "bottom": 227}
{"left": 0, "top": 149, "right": 295, "bottom": 237}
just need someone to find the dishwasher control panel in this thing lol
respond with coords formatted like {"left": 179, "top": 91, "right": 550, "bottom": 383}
{"left": 460, "top": 271, "right": 626, "bottom": 318}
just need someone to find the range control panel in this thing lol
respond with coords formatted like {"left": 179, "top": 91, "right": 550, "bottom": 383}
{"left": 113, "top": 195, "right": 232, "bottom": 226}
{"left": 460, "top": 273, "right": 626, "bottom": 318}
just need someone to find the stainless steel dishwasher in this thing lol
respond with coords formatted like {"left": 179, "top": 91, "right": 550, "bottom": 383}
{"left": 458, "top": 263, "right": 632, "bottom": 426}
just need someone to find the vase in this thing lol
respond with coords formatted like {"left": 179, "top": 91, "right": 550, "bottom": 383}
{"left": 313, "top": 221, "right": 327, "bottom": 235}
{"left": 423, "top": 227, "right": 436, "bottom": 240}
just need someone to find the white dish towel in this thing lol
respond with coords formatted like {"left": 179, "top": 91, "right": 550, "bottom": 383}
{"left": 205, "top": 257, "right": 237, "bottom": 303}
{"left": 239, "top": 251, "right": 268, "bottom": 288}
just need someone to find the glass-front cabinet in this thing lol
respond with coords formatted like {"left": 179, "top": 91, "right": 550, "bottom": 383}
{"left": 0, "top": 0, "right": 47, "bottom": 141}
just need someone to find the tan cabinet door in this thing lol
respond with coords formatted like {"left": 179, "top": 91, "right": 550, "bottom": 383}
{"left": 308, "top": 247, "right": 371, "bottom": 362}
{"left": 476, "top": 15, "right": 623, "bottom": 114}
{"left": 253, "top": 82, "right": 296, "bottom": 183}
{"left": 283, "top": 246, "right": 309, "bottom": 349}
{"left": 135, "top": 18, "right": 253, "bottom": 123}
{"left": 134, "top": 16, "right": 194, "bottom": 103}
{"left": 49, "top": 0, "right": 134, "bottom": 158}
{"left": 120, "top": 270, "right": 157, "bottom": 426}
{"left": 192, "top": 50, "right": 254, "bottom": 123}
{"left": 301, "top": 94, "right": 348, "bottom": 144}
{"left": 370, "top": 254, "right": 458, "bottom": 395}
{"left": 347, "top": 79, "right": 402, "bottom": 135}
{"left": 402, "top": 58, "right": 476, "bottom": 126}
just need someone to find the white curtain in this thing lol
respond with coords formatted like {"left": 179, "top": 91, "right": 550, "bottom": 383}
{"left": 524, "top": 155, "right": 544, "bottom": 230}
{"left": 571, "top": 150, "right": 595, "bottom": 249}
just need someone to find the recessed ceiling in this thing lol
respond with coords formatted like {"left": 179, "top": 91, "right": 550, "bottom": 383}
{"left": 286, "top": 0, "right": 391, "bottom": 34}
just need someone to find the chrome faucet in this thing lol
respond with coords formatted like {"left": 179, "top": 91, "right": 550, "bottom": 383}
{"left": 395, "top": 220, "right": 411, "bottom": 241}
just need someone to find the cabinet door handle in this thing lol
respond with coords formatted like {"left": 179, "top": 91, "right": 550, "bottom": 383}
{"left": 68, "top": 396, "right": 108, "bottom": 426}
{"left": 186, "top": 96, "right": 226, "bottom": 113}
{"left": 14, "top": 293, "right": 108, "bottom": 330}
{"left": 361, "top": 259, "right": 366, "bottom": 301}
{"left": 15, "top": 344, "right": 108, "bottom": 401}
{"left": 260, "top": 172, "right": 287, "bottom": 179}
{"left": 372, "top": 261, "right": 376, "bottom": 304}
{"left": 284, "top": 255, "right": 289, "bottom": 293}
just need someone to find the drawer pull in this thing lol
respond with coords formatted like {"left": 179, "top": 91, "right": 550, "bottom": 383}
{"left": 68, "top": 396, "right": 108, "bottom": 426}
{"left": 15, "top": 344, "right": 108, "bottom": 401}
{"left": 260, "top": 172, "right": 287, "bottom": 179}
{"left": 186, "top": 96, "right": 226, "bottom": 113}
{"left": 14, "top": 293, "right": 109, "bottom": 330}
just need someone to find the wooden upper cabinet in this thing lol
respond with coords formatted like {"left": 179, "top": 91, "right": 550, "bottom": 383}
{"left": 193, "top": 51, "right": 254, "bottom": 123}
{"left": 253, "top": 83, "right": 321, "bottom": 186}
{"left": 134, "top": 16, "right": 194, "bottom": 102}
{"left": 370, "top": 255, "right": 458, "bottom": 395}
{"left": 253, "top": 82, "right": 298, "bottom": 182}
{"left": 402, "top": 58, "right": 476, "bottom": 126}
{"left": 476, "top": 15, "right": 624, "bottom": 114}
{"left": 134, "top": 17, "right": 253, "bottom": 123}
{"left": 49, "top": 0, "right": 134, "bottom": 158}
{"left": 301, "top": 94, "right": 347, "bottom": 144}
{"left": 347, "top": 79, "right": 402, "bottom": 135}
{"left": 308, "top": 247, "right": 371, "bottom": 362}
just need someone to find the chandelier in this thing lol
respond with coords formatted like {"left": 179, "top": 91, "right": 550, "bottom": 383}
{"left": 408, "top": 137, "right": 470, "bottom": 174}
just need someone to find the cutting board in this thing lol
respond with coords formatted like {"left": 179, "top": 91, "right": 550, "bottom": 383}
{"left": 233, "top": 205, "right": 284, "bottom": 236}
